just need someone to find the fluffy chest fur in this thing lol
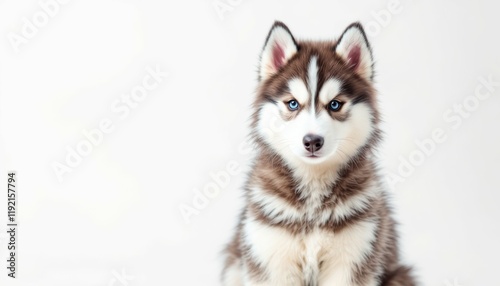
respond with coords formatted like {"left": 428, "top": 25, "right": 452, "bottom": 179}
{"left": 236, "top": 156, "right": 383, "bottom": 285}
{"left": 223, "top": 167, "right": 393, "bottom": 286}
{"left": 242, "top": 211, "right": 379, "bottom": 286}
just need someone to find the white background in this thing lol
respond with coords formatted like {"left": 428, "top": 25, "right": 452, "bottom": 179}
{"left": 0, "top": 0, "right": 499, "bottom": 285}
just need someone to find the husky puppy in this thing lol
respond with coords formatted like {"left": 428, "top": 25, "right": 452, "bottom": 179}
{"left": 222, "top": 21, "right": 415, "bottom": 286}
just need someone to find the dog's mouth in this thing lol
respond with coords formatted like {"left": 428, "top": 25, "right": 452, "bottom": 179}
{"left": 304, "top": 151, "right": 323, "bottom": 159}
{"left": 306, "top": 153, "right": 320, "bottom": 158}
{"left": 301, "top": 144, "right": 339, "bottom": 161}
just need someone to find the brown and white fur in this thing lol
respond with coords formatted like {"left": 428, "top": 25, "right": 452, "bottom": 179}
{"left": 222, "top": 21, "right": 416, "bottom": 286}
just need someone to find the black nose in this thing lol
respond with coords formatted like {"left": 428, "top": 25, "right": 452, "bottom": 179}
{"left": 303, "top": 134, "right": 324, "bottom": 153}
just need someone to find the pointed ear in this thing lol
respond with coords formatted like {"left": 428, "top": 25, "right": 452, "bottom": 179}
{"left": 259, "top": 21, "right": 298, "bottom": 81}
{"left": 335, "top": 23, "right": 374, "bottom": 81}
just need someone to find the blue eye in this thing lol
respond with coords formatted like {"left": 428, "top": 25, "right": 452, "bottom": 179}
{"left": 288, "top": 100, "right": 299, "bottom": 111}
{"left": 329, "top": 100, "right": 342, "bottom": 111}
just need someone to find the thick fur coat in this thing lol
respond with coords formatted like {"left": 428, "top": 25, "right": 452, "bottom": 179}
{"left": 222, "top": 21, "right": 415, "bottom": 286}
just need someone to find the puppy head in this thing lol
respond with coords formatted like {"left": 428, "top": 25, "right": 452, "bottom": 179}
{"left": 252, "top": 22, "right": 380, "bottom": 169}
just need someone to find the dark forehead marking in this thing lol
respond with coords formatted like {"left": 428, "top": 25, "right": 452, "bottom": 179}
{"left": 296, "top": 42, "right": 350, "bottom": 111}
{"left": 281, "top": 42, "right": 341, "bottom": 111}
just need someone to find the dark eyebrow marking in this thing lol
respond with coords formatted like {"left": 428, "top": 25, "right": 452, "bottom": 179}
{"left": 276, "top": 84, "right": 290, "bottom": 96}
{"left": 351, "top": 94, "right": 370, "bottom": 105}
{"left": 260, "top": 82, "right": 291, "bottom": 105}
{"left": 341, "top": 81, "right": 355, "bottom": 95}
{"left": 340, "top": 81, "right": 371, "bottom": 105}
{"left": 263, "top": 94, "right": 278, "bottom": 104}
